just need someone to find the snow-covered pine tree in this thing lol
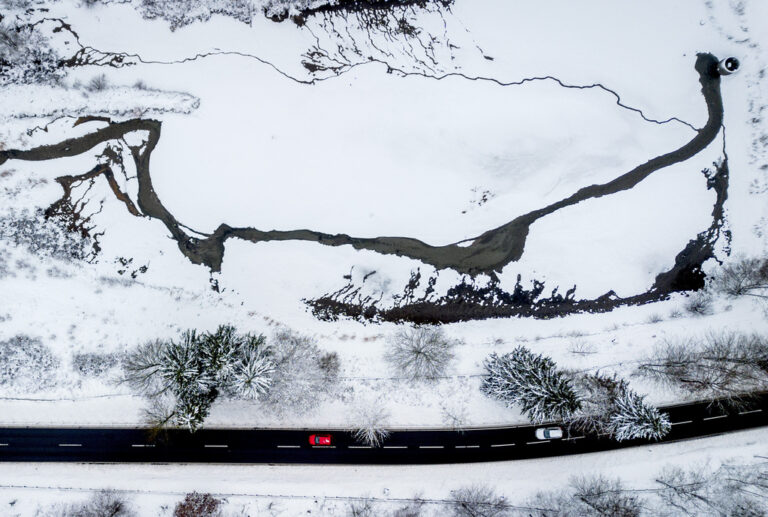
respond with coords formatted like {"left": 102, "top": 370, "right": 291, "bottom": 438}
{"left": 481, "top": 347, "right": 581, "bottom": 423}
{"left": 174, "top": 388, "right": 217, "bottom": 432}
{"left": 229, "top": 346, "right": 275, "bottom": 399}
{"left": 160, "top": 333, "right": 203, "bottom": 394}
{"left": 608, "top": 386, "right": 670, "bottom": 441}
{"left": 201, "top": 324, "right": 240, "bottom": 387}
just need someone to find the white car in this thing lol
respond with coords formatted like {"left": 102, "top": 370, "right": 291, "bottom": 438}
{"left": 535, "top": 427, "right": 564, "bottom": 440}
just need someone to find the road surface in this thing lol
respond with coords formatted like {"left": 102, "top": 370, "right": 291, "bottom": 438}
{"left": 1, "top": 393, "right": 766, "bottom": 464}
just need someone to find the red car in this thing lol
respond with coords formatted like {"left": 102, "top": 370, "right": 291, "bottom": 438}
{"left": 309, "top": 434, "right": 332, "bottom": 446}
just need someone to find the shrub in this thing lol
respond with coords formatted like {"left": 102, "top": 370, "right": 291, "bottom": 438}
{"left": 683, "top": 291, "right": 713, "bottom": 316}
{"left": 174, "top": 492, "right": 222, "bottom": 517}
{"left": 646, "top": 313, "right": 663, "bottom": 324}
{"left": 51, "top": 490, "right": 135, "bottom": 517}
{"left": 385, "top": 326, "right": 457, "bottom": 382}
{"left": 0, "top": 335, "right": 59, "bottom": 390}
{"left": 72, "top": 351, "right": 121, "bottom": 377}
{"left": 346, "top": 498, "right": 376, "bottom": 517}
{"left": 450, "top": 485, "right": 509, "bottom": 517}
{"left": 711, "top": 256, "right": 768, "bottom": 298}
{"left": 0, "top": 208, "right": 92, "bottom": 262}
{"left": 0, "top": 20, "right": 63, "bottom": 86}
{"left": 86, "top": 74, "right": 109, "bottom": 92}
{"left": 318, "top": 350, "right": 341, "bottom": 380}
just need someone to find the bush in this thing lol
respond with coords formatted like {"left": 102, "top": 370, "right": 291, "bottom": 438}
{"left": 711, "top": 256, "right": 768, "bottom": 298}
{"left": 346, "top": 498, "right": 375, "bottom": 517}
{"left": 318, "top": 351, "right": 341, "bottom": 380}
{"left": 52, "top": 490, "right": 135, "bottom": 517}
{"left": 0, "top": 208, "right": 92, "bottom": 262}
{"left": 450, "top": 485, "right": 509, "bottom": 517}
{"left": 0, "top": 20, "right": 63, "bottom": 86}
{"left": 683, "top": 291, "right": 713, "bottom": 316}
{"left": 385, "top": 326, "right": 456, "bottom": 382}
{"left": 72, "top": 351, "right": 121, "bottom": 377}
{"left": 174, "top": 492, "right": 222, "bottom": 517}
{"left": 481, "top": 347, "right": 581, "bottom": 423}
{"left": 86, "top": 73, "right": 109, "bottom": 92}
{"left": 0, "top": 335, "right": 59, "bottom": 390}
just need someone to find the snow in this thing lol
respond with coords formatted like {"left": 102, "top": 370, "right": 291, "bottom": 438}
{"left": 1, "top": 0, "right": 768, "bottom": 508}
{"left": 0, "top": 84, "right": 199, "bottom": 121}
{"left": 0, "top": 427, "right": 766, "bottom": 515}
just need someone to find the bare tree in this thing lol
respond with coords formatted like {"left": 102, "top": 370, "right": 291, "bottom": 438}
{"left": 654, "top": 462, "right": 768, "bottom": 517}
{"left": 450, "top": 485, "right": 510, "bottom": 517}
{"left": 262, "top": 328, "right": 339, "bottom": 413}
{"left": 711, "top": 256, "right": 768, "bottom": 299}
{"left": 392, "top": 497, "right": 426, "bottom": 517}
{"left": 527, "top": 476, "right": 642, "bottom": 517}
{"left": 346, "top": 498, "right": 376, "bottom": 517}
{"left": 636, "top": 332, "right": 768, "bottom": 404}
{"left": 385, "top": 326, "right": 457, "bottom": 382}
{"left": 350, "top": 405, "right": 390, "bottom": 448}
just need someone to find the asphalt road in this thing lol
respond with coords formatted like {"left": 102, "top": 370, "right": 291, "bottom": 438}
{"left": 1, "top": 393, "right": 766, "bottom": 464}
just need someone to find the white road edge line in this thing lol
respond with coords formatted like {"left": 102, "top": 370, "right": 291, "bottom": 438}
{"left": 739, "top": 409, "right": 763, "bottom": 415}
{"left": 276, "top": 445, "right": 300, "bottom": 449}
{"left": 58, "top": 444, "right": 82, "bottom": 447}
{"left": 490, "top": 443, "right": 515, "bottom": 448}
{"left": 671, "top": 420, "right": 693, "bottom": 426}
{"left": 703, "top": 414, "right": 728, "bottom": 421}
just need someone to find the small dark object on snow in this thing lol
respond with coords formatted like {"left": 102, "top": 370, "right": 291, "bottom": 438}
{"left": 718, "top": 57, "right": 740, "bottom": 75}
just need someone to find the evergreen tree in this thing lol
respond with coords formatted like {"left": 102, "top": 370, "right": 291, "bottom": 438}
{"left": 481, "top": 347, "right": 581, "bottom": 423}
{"left": 609, "top": 387, "right": 670, "bottom": 441}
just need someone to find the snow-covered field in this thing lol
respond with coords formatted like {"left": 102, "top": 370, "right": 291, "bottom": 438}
{"left": 2, "top": 0, "right": 768, "bottom": 512}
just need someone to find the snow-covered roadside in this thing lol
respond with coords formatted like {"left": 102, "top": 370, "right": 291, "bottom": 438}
{"left": 0, "top": 427, "right": 766, "bottom": 516}
{"left": 0, "top": 0, "right": 766, "bottom": 432}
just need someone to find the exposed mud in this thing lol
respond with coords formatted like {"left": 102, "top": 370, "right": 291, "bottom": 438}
{"left": 268, "top": 0, "right": 454, "bottom": 24}
{"left": 0, "top": 53, "right": 727, "bottom": 323}
{"left": 307, "top": 157, "right": 731, "bottom": 323}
